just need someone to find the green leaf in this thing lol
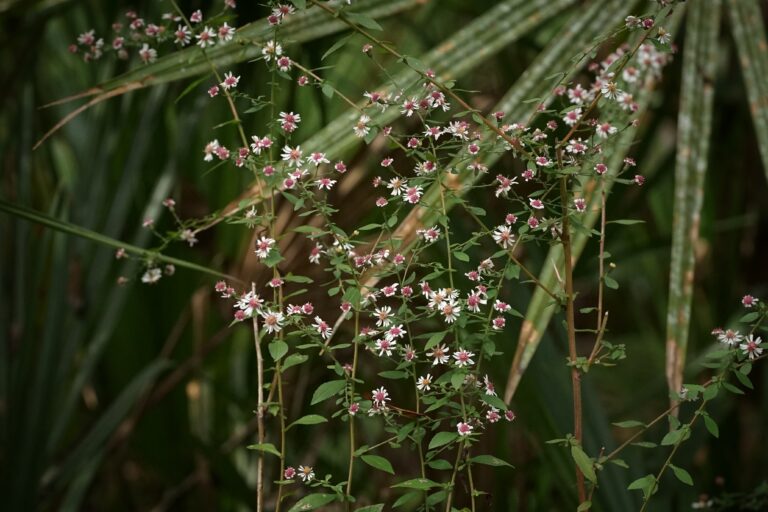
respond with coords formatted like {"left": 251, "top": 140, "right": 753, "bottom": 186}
{"left": 392, "top": 491, "right": 420, "bottom": 508}
{"left": 426, "top": 459, "right": 453, "bottom": 470}
{"left": 247, "top": 443, "right": 281, "bottom": 457}
{"left": 391, "top": 478, "right": 439, "bottom": 490}
{"left": 288, "top": 493, "right": 336, "bottom": 512}
{"left": 739, "top": 311, "right": 759, "bottom": 323}
{"left": 321, "top": 82, "right": 335, "bottom": 98}
{"left": 628, "top": 474, "right": 658, "bottom": 501}
{"left": 603, "top": 275, "right": 619, "bottom": 289}
{"left": 669, "top": 464, "right": 694, "bottom": 486}
{"left": 288, "top": 414, "right": 328, "bottom": 429}
{"left": 282, "top": 353, "right": 309, "bottom": 371}
{"left": 283, "top": 273, "right": 314, "bottom": 283}
{"left": 345, "top": 12, "right": 383, "bottom": 31}
{"left": 378, "top": 370, "right": 409, "bottom": 379}
{"left": 702, "top": 414, "right": 720, "bottom": 438}
{"left": 661, "top": 427, "right": 688, "bottom": 446}
{"left": 322, "top": 34, "right": 353, "bottom": 61}
{"left": 570, "top": 444, "right": 596, "bottom": 483}
{"left": 425, "top": 332, "right": 446, "bottom": 350}
{"left": 361, "top": 454, "right": 395, "bottom": 475}
{"left": 470, "top": 455, "right": 514, "bottom": 468}
{"left": 480, "top": 393, "right": 508, "bottom": 411}
{"left": 577, "top": 501, "right": 592, "bottom": 512}
{"left": 355, "top": 505, "right": 385, "bottom": 512}
{"left": 290, "top": 0, "right": 306, "bottom": 9}
{"left": 453, "top": 251, "right": 470, "bottom": 262}
{"left": 606, "top": 219, "right": 645, "bottom": 225}
{"left": 428, "top": 431, "right": 458, "bottom": 450}
{"left": 612, "top": 420, "right": 646, "bottom": 428}
{"left": 269, "top": 340, "right": 289, "bottom": 362}
{"left": 310, "top": 379, "right": 347, "bottom": 405}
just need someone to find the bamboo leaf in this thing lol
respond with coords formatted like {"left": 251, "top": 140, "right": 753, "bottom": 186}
{"left": 665, "top": 0, "right": 721, "bottom": 411}
{"left": 727, "top": 0, "right": 768, "bottom": 183}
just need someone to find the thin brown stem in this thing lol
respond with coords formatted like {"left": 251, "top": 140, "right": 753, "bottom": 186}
{"left": 559, "top": 176, "right": 586, "bottom": 504}
{"left": 251, "top": 284, "right": 265, "bottom": 512}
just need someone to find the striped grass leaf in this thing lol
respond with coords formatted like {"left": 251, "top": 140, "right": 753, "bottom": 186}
{"left": 36, "top": 0, "right": 422, "bottom": 148}
{"left": 727, "top": 0, "right": 768, "bottom": 182}
{"left": 215, "top": 0, "right": 577, "bottom": 230}
{"left": 504, "top": 4, "right": 686, "bottom": 403}
{"left": 665, "top": 0, "right": 721, "bottom": 410}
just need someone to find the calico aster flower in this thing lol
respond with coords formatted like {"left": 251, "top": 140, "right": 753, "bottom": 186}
{"left": 375, "top": 338, "right": 396, "bottom": 357}
{"left": 261, "top": 309, "right": 285, "bottom": 334}
{"left": 717, "top": 329, "right": 743, "bottom": 346}
{"left": 371, "top": 386, "right": 390, "bottom": 406}
{"left": 174, "top": 25, "right": 191, "bottom": 45}
{"left": 427, "top": 344, "right": 450, "bottom": 365}
{"left": 353, "top": 115, "right": 371, "bottom": 138}
{"left": 440, "top": 299, "right": 461, "bottom": 324}
{"left": 236, "top": 292, "right": 263, "bottom": 317}
{"left": 220, "top": 71, "right": 240, "bottom": 90}
{"left": 141, "top": 267, "right": 162, "bottom": 284}
{"left": 466, "top": 292, "right": 486, "bottom": 313}
{"left": 218, "top": 22, "right": 235, "bottom": 42}
{"left": 492, "top": 225, "right": 515, "bottom": 249}
{"left": 563, "top": 108, "right": 582, "bottom": 126}
{"left": 740, "top": 334, "right": 763, "bottom": 360}
{"left": 254, "top": 236, "right": 275, "bottom": 259}
{"left": 190, "top": 10, "right": 203, "bottom": 23}
{"left": 297, "top": 465, "right": 314, "bottom": 482}
{"left": 416, "top": 374, "right": 433, "bottom": 391}
{"left": 387, "top": 177, "right": 406, "bottom": 196}
{"left": 457, "top": 422, "right": 473, "bottom": 436}
{"left": 385, "top": 324, "right": 406, "bottom": 341}
{"left": 417, "top": 226, "right": 441, "bottom": 243}
{"left": 314, "top": 316, "right": 333, "bottom": 340}
{"left": 281, "top": 145, "right": 303, "bottom": 167}
{"left": 315, "top": 178, "right": 336, "bottom": 190}
{"left": 279, "top": 111, "right": 301, "bottom": 132}
{"left": 262, "top": 40, "right": 282, "bottom": 61}
{"left": 196, "top": 27, "right": 216, "bottom": 48}
{"left": 565, "top": 138, "right": 588, "bottom": 154}
{"left": 742, "top": 295, "right": 759, "bottom": 308}
{"left": 138, "top": 44, "right": 157, "bottom": 63}
{"left": 404, "top": 186, "right": 423, "bottom": 204}
{"left": 529, "top": 198, "right": 545, "bottom": 210}
{"left": 373, "top": 306, "right": 392, "bottom": 327}
{"left": 596, "top": 122, "right": 617, "bottom": 139}
{"left": 401, "top": 97, "right": 419, "bottom": 117}
{"left": 574, "top": 198, "right": 587, "bottom": 212}
{"left": 486, "top": 408, "right": 501, "bottom": 423}
{"left": 453, "top": 348, "right": 475, "bottom": 368}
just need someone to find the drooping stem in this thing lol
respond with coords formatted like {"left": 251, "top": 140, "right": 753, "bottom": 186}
{"left": 559, "top": 176, "right": 586, "bottom": 504}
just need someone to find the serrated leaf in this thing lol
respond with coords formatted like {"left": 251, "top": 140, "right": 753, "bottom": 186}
{"left": 310, "top": 379, "right": 347, "bottom": 405}
{"left": 361, "top": 454, "right": 395, "bottom": 475}
{"left": 470, "top": 454, "right": 514, "bottom": 468}
{"left": 288, "top": 414, "right": 328, "bottom": 429}
{"left": 428, "top": 431, "right": 458, "bottom": 450}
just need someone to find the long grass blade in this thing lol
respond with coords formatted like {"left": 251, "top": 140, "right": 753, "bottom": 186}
{"left": 665, "top": 0, "right": 721, "bottom": 410}
{"left": 35, "top": 0, "right": 422, "bottom": 148}
{"left": 727, "top": 0, "right": 768, "bottom": 183}
{"left": 0, "top": 199, "right": 238, "bottom": 282}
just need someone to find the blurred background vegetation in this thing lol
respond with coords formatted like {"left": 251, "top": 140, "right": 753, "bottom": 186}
{"left": 1, "top": 0, "right": 767, "bottom": 510}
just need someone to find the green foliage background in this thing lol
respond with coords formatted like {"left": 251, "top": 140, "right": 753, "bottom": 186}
{"left": 1, "top": 0, "right": 767, "bottom": 510}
